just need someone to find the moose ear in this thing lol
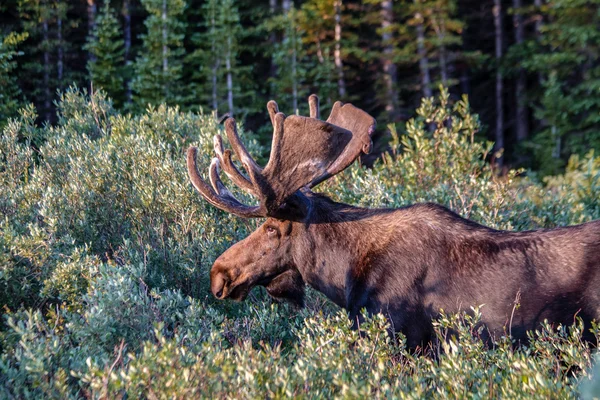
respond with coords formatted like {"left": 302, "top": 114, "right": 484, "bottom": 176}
{"left": 273, "top": 190, "right": 311, "bottom": 221}
{"left": 264, "top": 268, "right": 305, "bottom": 308}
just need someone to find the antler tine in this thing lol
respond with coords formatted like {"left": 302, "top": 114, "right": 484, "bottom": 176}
{"left": 213, "top": 135, "right": 256, "bottom": 195}
{"left": 267, "top": 100, "right": 279, "bottom": 126}
{"left": 308, "top": 94, "right": 319, "bottom": 119}
{"left": 208, "top": 158, "right": 229, "bottom": 194}
{"left": 223, "top": 118, "right": 265, "bottom": 187}
{"left": 187, "top": 147, "right": 263, "bottom": 218}
{"left": 265, "top": 111, "right": 286, "bottom": 172}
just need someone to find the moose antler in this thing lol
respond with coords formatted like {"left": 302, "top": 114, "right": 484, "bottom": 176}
{"left": 187, "top": 95, "right": 376, "bottom": 218}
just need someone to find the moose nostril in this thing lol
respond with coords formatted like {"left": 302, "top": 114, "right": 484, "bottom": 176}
{"left": 216, "top": 288, "right": 224, "bottom": 298}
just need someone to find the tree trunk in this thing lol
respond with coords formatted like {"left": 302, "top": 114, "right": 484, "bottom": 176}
{"left": 334, "top": 0, "right": 346, "bottom": 98}
{"left": 57, "top": 7, "right": 63, "bottom": 90}
{"left": 534, "top": 0, "right": 559, "bottom": 157}
{"left": 291, "top": 25, "right": 298, "bottom": 113}
{"left": 493, "top": 0, "right": 504, "bottom": 167}
{"left": 534, "top": 0, "right": 543, "bottom": 41}
{"left": 381, "top": 0, "right": 399, "bottom": 119}
{"left": 513, "top": 0, "right": 528, "bottom": 142}
{"left": 460, "top": 68, "right": 470, "bottom": 95}
{"left": 434, "top": 17, "right": 448, "bottom": 87}
{"left": 162, "top": 0, "right": 168, "bottom": 98}
{"left": 43, "top": 15, "right": 51, "bottom": 122}
{"left": 269, "top": 0, "right": 277, "bottom": 80}
{"left": 282, "top": 1, "right": 297, "bottom": 112}
{"left": 534, "top": 0, "right": 544, "bottom": 89}
{"left": 212, "top": 64, "right": 218, "bottom": 112}
{"left": 210, "top": 5, "right": 219, "bottom": 112}
{"left": 123, "top": 0, "right": 132, "bottom": 103}
{"left": 316, "top": 39, "right": 325, "bottom": 63}
{"left": 226, "top": 35, "right": 234, "bottom": 115}
{"left": 415, "top": 12, "right": 432, "bottom": 98}
{"left": 87, "top": 0, "right": 97, "bottom": 63}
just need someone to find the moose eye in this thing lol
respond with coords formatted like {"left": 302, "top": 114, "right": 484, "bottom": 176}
{"left": 265, "top": 226, "right": 278, "bottom": 236}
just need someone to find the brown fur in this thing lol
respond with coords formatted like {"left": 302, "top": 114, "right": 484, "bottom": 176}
{"left": 211, "top": 193, "right": 600, "bottom": 347}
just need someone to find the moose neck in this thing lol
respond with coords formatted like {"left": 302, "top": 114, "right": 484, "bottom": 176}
{"left": 290, "top": 193, "right": 388, "bottom": 308}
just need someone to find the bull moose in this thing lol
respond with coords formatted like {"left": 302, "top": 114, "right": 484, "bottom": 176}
{"left": 186, "top": 95, "right": 600, "bottom": 347}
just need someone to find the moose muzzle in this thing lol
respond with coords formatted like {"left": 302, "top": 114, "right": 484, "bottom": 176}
{"left": 210, "top": 270, "right": 228, "bottom": 299}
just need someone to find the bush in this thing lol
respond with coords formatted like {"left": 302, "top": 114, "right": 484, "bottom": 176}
{"left": 1, "top": 87, "right": 598, "bottom": 398}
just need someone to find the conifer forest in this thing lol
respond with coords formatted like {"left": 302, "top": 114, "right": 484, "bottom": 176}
{"left": 1, "top": 0, "right": 600, "bottom": 398}
{"left": 1, "top": 0, "right": 600, "bottom": 173}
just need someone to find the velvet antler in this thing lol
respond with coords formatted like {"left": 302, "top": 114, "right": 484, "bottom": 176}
{"left": 187, "top": 95, "right": 376, "bottom": 218}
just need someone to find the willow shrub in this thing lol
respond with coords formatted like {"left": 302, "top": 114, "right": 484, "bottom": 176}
{"left": 1, "top": 87, "right": 599, "bottom": 399}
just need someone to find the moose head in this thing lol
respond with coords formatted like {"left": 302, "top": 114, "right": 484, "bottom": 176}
{"left": 187, "top": 95, "right": 376, "bottom": 307}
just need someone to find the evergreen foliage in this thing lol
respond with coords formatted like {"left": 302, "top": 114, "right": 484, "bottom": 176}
{"left": 132, "top": 0, "right": 187, "bottom": 110}
{"left": 269, "top": 4, "right": 309, "bottom": 114}
{"left": 0, "top": 31, "right": 28, "bottom": 123}
{"left": 0, "top": 0, "right": 599, "bottom": 173}
{"left": 16, "top": 0, "right": 57, "bottom": 122}
{"left": 187, "top": 0, "right": 250, "bottom": 116}
{"left": 514, "top": 0, "right": 600, "bottom": 175}
{"left": 85, "top": 1, "right": 126, "bottom": 108}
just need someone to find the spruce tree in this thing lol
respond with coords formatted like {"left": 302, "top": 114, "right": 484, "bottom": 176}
{"left": 298, "top": 0, "right": 350, "bottom": 109}
{"left": 132, "top": 0, "right": 186, "bottom": 110}
{"left": 18, "top": 0, "right": 56, "bottom": 122}
{"left": 220, "top": 0, "right": 241, "bottom": 116}
{"left": 270, "top": 4, "right": 308, "bottom": 114}
{"left": 85, "top": 1, "right": 126, "bottom": 108}
{"left": 187, "top": 0, "right": 251, "bottom": 116}
{"left": 405, "top": 0, "right": 471, "bottom": 92}
{"left": 0, "top": 31, "right": 28, "bottom": 123}
{"left": 517, "top": 0, "right": 600, "bottom": 175}
{"left": 186, "top": 0, "right": 221, "bottom": 112}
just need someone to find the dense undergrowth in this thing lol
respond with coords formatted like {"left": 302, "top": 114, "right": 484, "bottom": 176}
{"left": 1, "top": 87, "right": 599, "bottom": 398}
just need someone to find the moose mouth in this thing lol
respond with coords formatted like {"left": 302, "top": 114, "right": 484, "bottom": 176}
{"left": 212, "top": 278, "right": 252, "bottom": 301}
{"left": 212, "top": 272, "right": 285, "bottom": 302}
{"left": 225, "top": 283, "right": 251, "bottom": 301}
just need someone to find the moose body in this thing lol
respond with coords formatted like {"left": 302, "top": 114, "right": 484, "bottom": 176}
{"left": 212, "top": 193, "right": 600, "bottom": 346}
{"left": 187, "top": 95, "right": 600, "bottom": 347}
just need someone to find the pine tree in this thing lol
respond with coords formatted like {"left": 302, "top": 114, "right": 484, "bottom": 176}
{"left": 512, "top": 0, "right": 528, "bottom": 144}
{"left": 0, "top": 31, "right": 28, "bottom": 123}
{"left": 270, "top": 3, "right": 309, "bottom": 114}
{"left": 220, "top": 0, "right": 242, "bottom": 116}
{"left": 186, "top": 0, "right": 221, "bottom": 112}
{"left": 186, "top": 0, "right": 250, "bottom": 116}
{"left": 297, "top": 0, "right": 361, "bottom": 111}
{"left": 55, "top": 0, "right": 66, "bottom": 90}
{"left": 132, "top": 0, "right": 186, "bottom": 110}
{"left": 18, "top": 0, "right": 56, "bottom": 122}
{"left": 85, "top": 1, "right": 126, "bottom": 108}
{"left": 518, "top": 0, "right": 600, "bottom": 175}
{"left": 380, "top": 0, "right": 399, "bottom": 118}
{"left": 407, "top": 0, "right": 470, "bottom": 93}
{"left": 493, "top": 0, "right": 504, "bottom": 167}
{"left": 122, "top": 0, "right": 133, "bottom": 103}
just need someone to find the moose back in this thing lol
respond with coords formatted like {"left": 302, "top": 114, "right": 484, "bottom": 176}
{"left": 186, "top": 95, "right": 600, "bottom": 347}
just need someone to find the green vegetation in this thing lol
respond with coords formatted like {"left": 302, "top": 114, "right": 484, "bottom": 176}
{"left": 0, "top": 31, "right": 28, "bottom": 123}
{"left": 132, "top": 0, "right": 187, "bottom": 109}
{"left": 85, "top": 1, "right": 127, "bottom": 109}
{"left": 1, "top": 88, "right": 599, "bottom": 398}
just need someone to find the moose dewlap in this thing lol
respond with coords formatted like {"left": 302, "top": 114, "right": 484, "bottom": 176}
{"left": 186, "top": 94, "right": 600, "bottom": 348}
